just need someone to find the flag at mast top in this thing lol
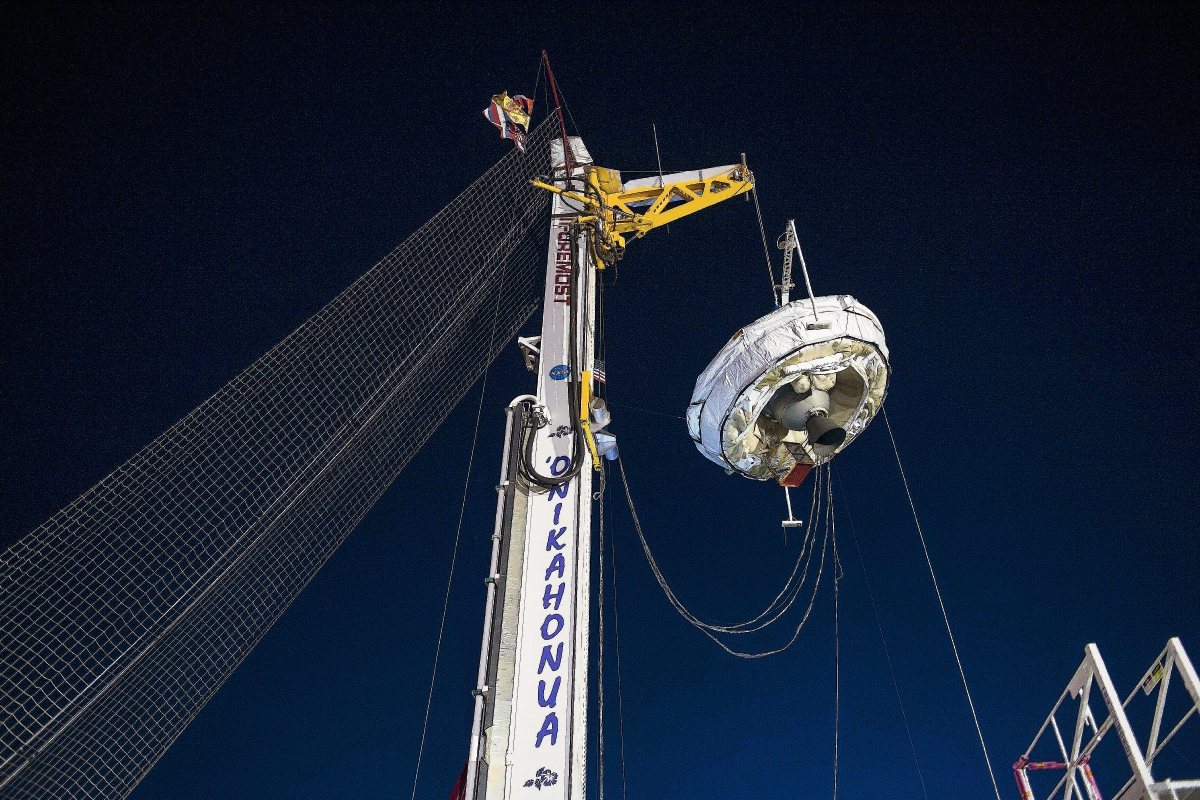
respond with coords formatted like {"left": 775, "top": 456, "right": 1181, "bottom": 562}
{"left": 482, "top": 92, "right": 533, "bottom": 152}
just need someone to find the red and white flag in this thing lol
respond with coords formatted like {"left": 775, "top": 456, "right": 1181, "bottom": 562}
{"left": 483, "top": 92, "right": 533, "bottom": 152}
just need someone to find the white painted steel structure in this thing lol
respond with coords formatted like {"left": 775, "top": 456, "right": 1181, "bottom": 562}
{"left": 1015, "top": 638, "right": 1200, "bottom": 800}
{"left": 466, "top": 137, "right": 598, "bottom": 800}
{"left": 775, "top": 219, "right": 817, "bottom": 312}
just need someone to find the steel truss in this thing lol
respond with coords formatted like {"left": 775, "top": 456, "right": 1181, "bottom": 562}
{"left": 1015, "top": 638, "right": 1200, "bottom": 800}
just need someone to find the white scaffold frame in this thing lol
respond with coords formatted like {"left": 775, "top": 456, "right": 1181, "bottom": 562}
{"left": 1015, "top": 638, "right": 1200, "bottom": 800}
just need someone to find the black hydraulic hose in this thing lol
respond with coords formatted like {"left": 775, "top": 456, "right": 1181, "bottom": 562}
{"left": 519, "top": 219, "right": 588, "bottom": 489}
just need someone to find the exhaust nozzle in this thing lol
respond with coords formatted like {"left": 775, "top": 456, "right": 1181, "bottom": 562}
{"left": 804, "top": 413, "right": 846, "bottom": 448}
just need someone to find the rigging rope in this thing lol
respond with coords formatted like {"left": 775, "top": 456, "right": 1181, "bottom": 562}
{"left": 835, "top": 467, "right": 931, "bottom": 800}
{"left": 598, "top": 463, "right": 606, "bottom": 800}
{"left": 606, "top": 402, "right": 685, "bottom": 421}
{"left": 833, "top": 532, "right": 841, "bottom": 800}
{"left": 608, "top": 471, "right": 630, "bottom": 800}
{"left": 616, "top": 456, "right": 831, "bottom": 658}
{"left": 410, "top": 233, "right": 513, "bottom": 800}
{"left": 751, "top": 184, "right": 780, "bottom": 306}
{"left": 596, "top": 277, "right": 607, "bottom": 800}
{"left": 532, "top": 58, "right": 544, "bottom": 125}
{"left": 598, "top": 288, "right": 628, "bottom": 800}
{"left": 621, "top": 454, "right": 820, "bottom": 633}
{"left": 548, "top": 62, "right": 582, "bottom": 139}
{"left": 882, "top": 407, "right": 1003, "bottom": 800}
{"left": 408, "top": 376, "right": 483, "bottom": 800}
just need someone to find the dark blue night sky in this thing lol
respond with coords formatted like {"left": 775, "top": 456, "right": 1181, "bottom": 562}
{"left": 2, "top": 4, "right": 1197, "bottom": 799}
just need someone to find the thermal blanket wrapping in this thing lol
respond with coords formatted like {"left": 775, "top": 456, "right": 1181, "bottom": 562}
{"left": 687, "top": 295, "right": 890, "bottom": 482}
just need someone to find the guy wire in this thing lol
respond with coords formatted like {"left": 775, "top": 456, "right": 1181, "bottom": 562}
{"left": 598, "top": 275, "right": 628, "bottom": 800}
{"left": 882, "top": 407, "right": 1002, "bottom": 800}
{"left": 833, "top": 523, "right": 841, "bottom": 800}
{"left": 598, "top": 460, "right": 606, "bottom": 800}
{"left": 607, "top": 467, "right": 630, "bottom": 800}
{"left": 834, "top": 464, "right": 931, "bottom": 800}
{"left": 531, "top": 57, "right": 544, "bottom": 126}
{"left": 409, "top": 260, "right": 509, "bottom": 800}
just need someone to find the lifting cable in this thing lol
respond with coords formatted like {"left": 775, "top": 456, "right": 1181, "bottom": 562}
{"left": 598, "top": 463, "right": 607, "bottom": 800}
{"left": 621, "top": 454, "right": 819, "bottom": 633}
{"left": 531, "top": 58, "right": 544, "bottom": 126}
{"left": 833, "top": 532, "right": 842, "bottom": 800}
{"left": 597, "top": 280, "right": 629, "bottom": 800}
{"left": 409, "top": 356, "right": 493, "bottom": 800}
{"left": 751, "top": 184, "right": 781, "bottom": 307}
{"left": 633, "top": 458, "right": 821, "bottom": 635}
{"left": 881, "top": 407, "right": 1003, "bottom": 800}
{"left": 615, "top": 455, "right": 833, "bottom": 658}
{"left": 608, "top": 468, "right": 631, "bottom": 800}
{"left": 835, "top": 466, "right": 931, "bottom": 800}
{"left": 606, "top": 402, "right": 685, "bottom": 421}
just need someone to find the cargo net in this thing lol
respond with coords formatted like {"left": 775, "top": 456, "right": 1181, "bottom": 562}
{"left": 0, "top": 117, "right": 558, "bottom": 799}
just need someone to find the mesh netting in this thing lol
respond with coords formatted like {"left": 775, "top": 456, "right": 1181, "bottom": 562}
{"left": 0, "top": 118, "right": 557, "bottom": 799}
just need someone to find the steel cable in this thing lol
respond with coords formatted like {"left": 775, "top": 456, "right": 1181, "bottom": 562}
{"left": 882, "top": 407, "right": 1002, "bottom": 800}
{"left": 598, "top": 463, "right": 606, "bottom": 800}
{"left": 834, "top": 465, "right": 931, "bottom": 800}
{"left": 409, "top": 203, "right": 515, "bottom": 800}
{"left": 619, "top": 455, "right": 820, "bottom": 634}
{"left": 833, "top": 534, "right": 841, "bottom": 800}
{"left": 616, "top": 457, "right": 832, "bottom": 659}
{"left": 751, "top": 184, "right": 780, "bottom": 306}
{"left": 607, "top": 475, "right": 630, "bottom": 800}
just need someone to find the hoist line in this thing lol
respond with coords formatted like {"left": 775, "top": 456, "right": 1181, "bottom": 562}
{"left": 408, "top": 371, "right": 486, "bottom": 800}
{"left": 833, "top": 529, "right": 841, "bottom": 800}
{"left": 622, "top": 451, "right": 814, "bottom": 633}
{"left": 617, "top": 454, "right": 821, "bottom": 635}
{"left": 598, "top": 462, "right": 606, "bottom": 800}
{"left": 703, "top": 467, "right": 824, "bottom": 634}
{"left": 606, "top": 402, "right": 685, "bottom": 421}
{"left": 751, "top": 184, "right": 780, "bottom": 306}
{"left": 598, "top": 290, "right": 629, "bottom": 800}
{"left": 545, "top": 57, "right": 582, "bottom": 139}
{"left": 616, "top": 456, "right": 832, "bottom": 658}
{"left": 718, "top": 467, "right": 838, "bottom": 662}
{"left": 642, "top": 458, "right": 823, "bottom": 641}
{"left": 531, "top": 57, "right": 544, "bottom": 126}
{"left": 607, "top": 471, "right": 630, "bottom": 800}
{"left": 409, "top": 234, "right": 513, "bottom": 800}
{"left": 834, "top": 465, "right": 931, "bottom": 800}
{"left": 881, "top": 407, "right": 1003, "bottom": 800}
{"left": 693, "top": 466, "right": 822, "bottom": 634}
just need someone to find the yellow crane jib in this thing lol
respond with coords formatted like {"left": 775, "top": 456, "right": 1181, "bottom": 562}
{"left": 531, "top": 156, "right": 754, "bottom": 265}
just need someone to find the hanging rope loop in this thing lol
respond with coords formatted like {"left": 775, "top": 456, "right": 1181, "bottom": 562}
{"left": 616, "top": 455, "right": 832, "bottom": 658}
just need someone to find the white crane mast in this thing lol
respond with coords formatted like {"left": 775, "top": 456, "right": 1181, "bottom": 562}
{"left": 466, "top": 136, "right": 598, "bottom": 800}
{"left": 461, "top": 104, "right": 754, "bottom": 800}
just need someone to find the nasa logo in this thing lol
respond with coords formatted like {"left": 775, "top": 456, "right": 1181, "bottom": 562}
{"left": 549, "top": 365, "right": 569, "bottom": 381}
